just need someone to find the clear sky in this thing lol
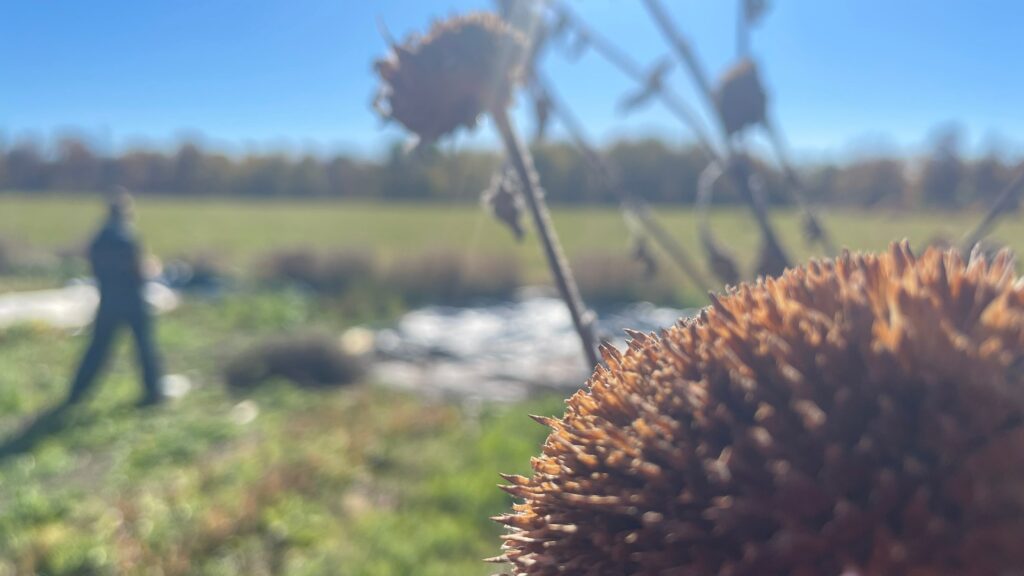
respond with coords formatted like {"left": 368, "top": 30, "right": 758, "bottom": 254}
{"left": 4, "top": 1, "right": 1024, "bottom": 161}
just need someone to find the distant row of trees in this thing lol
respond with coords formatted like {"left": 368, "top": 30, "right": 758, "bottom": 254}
{"left": 0, "top": 132, "right": 1019, "bottom": 208}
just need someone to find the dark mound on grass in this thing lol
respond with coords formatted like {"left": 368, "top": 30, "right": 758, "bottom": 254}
{"left": 224, "top": 332, "right": 367, "bottom": 390}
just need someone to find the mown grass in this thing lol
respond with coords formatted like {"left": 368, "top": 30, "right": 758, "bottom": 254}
{"left": 4, "top": 193, "right": 1023, "bottom": 300}
{"left": 0, "top": 291, "right": 561, "bottom": 575}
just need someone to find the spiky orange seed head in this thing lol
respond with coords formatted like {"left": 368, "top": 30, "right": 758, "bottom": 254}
{"left": 497, "top": 243, "right": 1024, "bottom": 576}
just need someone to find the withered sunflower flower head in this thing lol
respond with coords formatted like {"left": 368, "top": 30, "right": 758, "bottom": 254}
{"left": 496, "top": 242, "right": 1024, "bottom": 576}
{"left": 715, "top": 57, "right": 767, "bottom": 136}
{"left": 374, "top": 13, "right": 527, "bottom": 143}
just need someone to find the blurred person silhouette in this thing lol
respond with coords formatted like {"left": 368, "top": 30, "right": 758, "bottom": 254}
{"left": 65, "top": 190, "right": 163, "bottom": 407}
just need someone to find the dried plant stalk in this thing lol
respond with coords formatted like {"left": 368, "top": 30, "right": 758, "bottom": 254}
{"left": 531, "top": 73, "right": 713, "bottom": 294}
{"left": 549, "top": 1, "right": 722, "bottom": 162}
{"left": 731, "top": 0, "right": 835, "bottom": 254}
{"left": 499, "top": 2, "right": 713, "bottom": 294}
{"left": 696, "top": 162, "right": 742, "bottom": 285}
{"left": 375, "top": 11, "right": 599, "bottom": 368}
{"left": 641, "top": 0, "right": 791, "bottom": 277}
{"left": 763, "top": 115, "right": 838, "bottom": 254}
{"left": 491, "top": 106, "right": 599, "bottom": 368}
{"left": 961, "top": 165, "right": 1024, "bottom": 254}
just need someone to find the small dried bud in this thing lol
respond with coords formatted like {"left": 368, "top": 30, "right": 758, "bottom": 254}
{"left": 482, "top": 167, "right": 526, "bottom": 241}
{"left": 754, "top": 238, "right": 789, "bottom": 279}
{"left": 630, "top": 236, "right": 658, "bottom": 279}
{"left": 374, "top": 13, "right": 527, "bottom": 143}
{"left": 701, "top": 231, "right": 741, "bottom": 286}
{"left": 802, "top": 212, "right": 825, "bottom": 243}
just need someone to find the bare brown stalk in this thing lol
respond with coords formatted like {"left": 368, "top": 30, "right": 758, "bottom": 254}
{"left": 543, "top": 0, "right": 791, "bottom": 277}
{"left": 731, "top": 0, "right": 836, "bottom": 255}
{"left": 641, "top": 0, "right": 791, "bottom": 276}
{"left": 631, "top": 203, "right": 713, "bottom": 292}
{"left": 507, "top": 0, "right": 712, "bottom": 294}
{"left": 961, "top": 165, "right": 1024, "bottom": 254}
{"left": 541, "top": 2, "right": 751, "bottom": 282}
{"left": 696, "top": 163, "right": 742, "bottom": 285}
{"left": 736, "top": 0, "right": 835, "bottom": 255}
{"left": 762, "top": 116, "right": 838, "bottom": 254}
{"left": 490, "top": 106, "right": 600, "bottom": 368}
{"left": 736, "top": 0, "right": 751, "bottom": 58}
{"left": 500, "top": 2, "right": 712, "bottom": 293}
{"left": 531, "top": 73, "right": 713, "bottom": 294}
{"left": 547, "top": 1, "right": 722, "bottom": 163}
{"left": 640, "top": 0, "right": 716, "bottom": 106}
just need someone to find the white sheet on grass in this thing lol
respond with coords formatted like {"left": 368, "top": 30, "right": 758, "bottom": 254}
{"left": 0, "top": 282, "right": 179, "bottom": 330}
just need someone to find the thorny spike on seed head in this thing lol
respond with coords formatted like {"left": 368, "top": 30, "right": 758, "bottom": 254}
{"left": 373, "top": 13, "right": 527, "bottom": 143}
{"left": 497, "top": 244, "right": 1024, "bottom": 575}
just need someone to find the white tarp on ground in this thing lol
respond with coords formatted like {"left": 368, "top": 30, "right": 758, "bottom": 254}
{"left": 373, "top": 297, "right": 694, "bottom": 403}
{"left": 0, "top": 283, "right": 179, "bottom": 330}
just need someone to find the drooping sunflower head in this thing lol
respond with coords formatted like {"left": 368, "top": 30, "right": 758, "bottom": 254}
{"left": 374, "top": 13, "right": 527, "bottom": 143}
{"left": 715, "top": 57, "right": 767, "bottom": 136}
{"left": 497, "top": 243, "right": 1024, "bottom": 575}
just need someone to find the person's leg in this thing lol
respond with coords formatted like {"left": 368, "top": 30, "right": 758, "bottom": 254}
{"left": 66, "top": 305, "right": 120, "bottom": 404}
{"left": 128, "top": 302, "right": 163, "bottom": 405}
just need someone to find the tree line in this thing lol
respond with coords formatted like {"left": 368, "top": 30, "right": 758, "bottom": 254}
{"left": 0, "top": 132, "right": 1019, "bottom": 208}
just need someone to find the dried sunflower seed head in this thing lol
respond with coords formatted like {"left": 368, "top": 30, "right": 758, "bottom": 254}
{"left": 497, "top": 242, "right": 1024, "bottom": 575}
{"left": 374, "top": 13, "right": 527, "bottom": 143}
{"left": 715, "top": 58, "right": 767, "bottom": 136}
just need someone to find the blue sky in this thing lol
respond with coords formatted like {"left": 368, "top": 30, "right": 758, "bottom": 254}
{"left": 4, "top": 1, "right": 1024, "bottom": 161}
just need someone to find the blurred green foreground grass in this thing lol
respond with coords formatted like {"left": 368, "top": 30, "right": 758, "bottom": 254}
{"left": 2, "top": 195, "right": 1023, "bottom": 574}
{"left": 0, "top": 292, "right": 560, "bottom": 575}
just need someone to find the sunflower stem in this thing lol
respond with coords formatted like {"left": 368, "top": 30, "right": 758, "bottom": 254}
{"left": 961, "top": 165, "right": 1024, "bottom": 254}
{"left": 490, "top": 106, "right": 600, "bottom": 369}
{"left": 642, "top": 0, "right": 793, "bottom": 274}
{"left": 530, "top": 72, "right": 712, "bottom": 294}
{"left": 549, "top": 0, "right": 723, "bottom": 162}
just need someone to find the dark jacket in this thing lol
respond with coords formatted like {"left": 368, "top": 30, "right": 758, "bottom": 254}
{"left": 88, "top": 218, "right": 144, "bottom": 299}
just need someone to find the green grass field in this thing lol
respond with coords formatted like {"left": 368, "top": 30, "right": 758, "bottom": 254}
{"left": 4, "top": 193, "right": 1021, "bottom": 282}
{"left": 1, "top": 194, "right": 1022, "bottom": 574}
{"left": 0, "top": 291, "right": 562, "bottom": 575}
